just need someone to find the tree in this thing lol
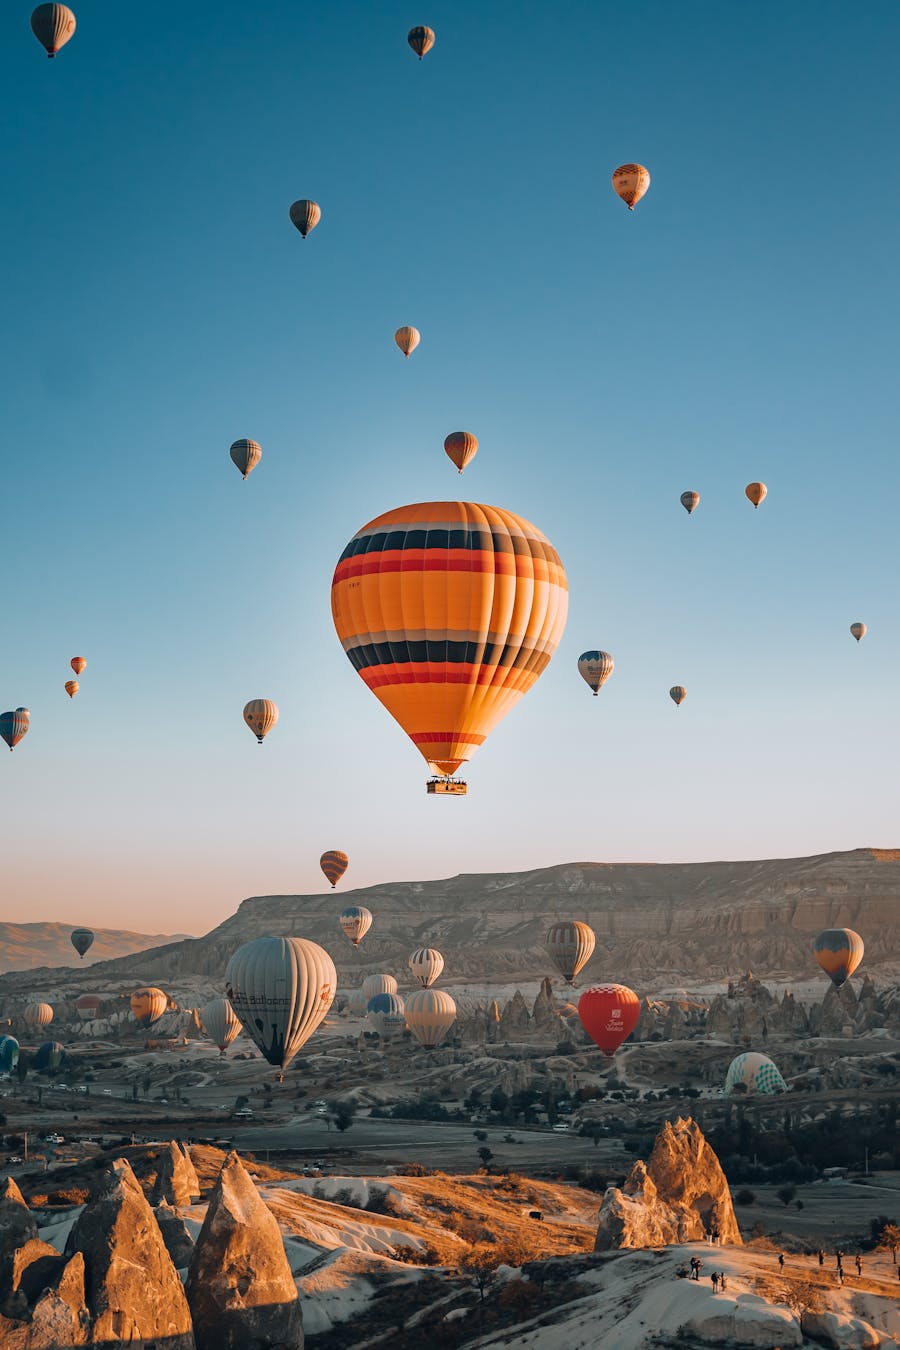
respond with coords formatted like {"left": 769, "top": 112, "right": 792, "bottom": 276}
{"left": 477, "top": 1146, "right": 493, "bottom": 1172}
{"left": 462, "top": 1244, "right": 501, "bottom": 1301}
{"left": 777, "top": 1184, "right": 797, "bottom": 1206}
{"left": 328, "top": 1099, "right": 356, "bottom": 1133}
{"left": 873, "top": 1220, "right": 900, "bottom": 1262}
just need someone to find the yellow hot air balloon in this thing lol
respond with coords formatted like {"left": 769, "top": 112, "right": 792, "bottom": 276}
{"left": 443, "top": 432, "right": 478, "bottom": 474}
{"left": 31, "top": 4, "right": 76, "bottom": 58}
{"left": 409, "top": 947, "right": 444, "bottom": 988}
{"left": 850, "top": 622, "right": 866, "bottom": 643}
{"left": 24, "top": 1002, "right": 54, "bottom": 1029}
{"left": 612, "top": 164, "right": 651, "bottom": 210}
{"left": 70, "top": 656, "right": 86, "bottom": 676}
{"left": 332, "top": 502, "right": 568, "bottom": 790}
{"left": 680, "top": 491, "right": 700, "bottom": 515}
{"left": 407, "top": 25, "right": 435, "bottom": 59}
{"left": 230, "top": 438, "right": 262, "bottom": 479}
{"left": 545, "top": 921, "right": 596, "bottom": 985}
{"left": 745, "top": 482, "right": 767, "bottom": 508}
{"left": 243, "top": 699, "right": 278, "bottom": 744}
{"left": 289, "top": 199, "right": 321, "bottom": 239}
{"left": 64, "top": 680, "right": 79, "bottom": 698}
{"left": 577, "top": 651, "right": 614, "bottom": 696}
{"left": 394, "top": 326, "right": 420, "bottom": 357}
{"left": 130, "top": 987, "right": 168, "bottom": 1028}
{"left": 405, "top": 988, "right": 456, "bottom": 1048}
{"left": 320, "top": 850, "right": 349, "bottom": 888}
{"left": 669, "top": 685, "right": 686, "bottom": 706}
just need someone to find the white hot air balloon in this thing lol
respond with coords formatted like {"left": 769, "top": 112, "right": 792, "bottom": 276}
{"left": 405, "top": 988, "right": 457, "bottom": 1048}
{"left": 224, "top": 936, "right": 336, "bottom": 1081}
{"left": 361, "top": 973, "right": 398, "bottom": 1004}
{"left": 545, "top": 921, "right": 596, "bottom": 985}
{"left": 408, "top": 948, "right": 444, "bottom": 988}
{"left": 200, "top": 997, "right": 243, "bottom": 1054}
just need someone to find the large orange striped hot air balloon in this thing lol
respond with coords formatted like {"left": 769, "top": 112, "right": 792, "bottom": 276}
{"left": 320, "top": 850, "right": 349, "bottom": 888}
{"left": 331, "top": 502, "right": 568, "bottom": 790}
{"left": 130, "top": 987, "right": 168, "bottom": 1028}
{"left": 812, "top": 928, "right": 864, "bottom": 988}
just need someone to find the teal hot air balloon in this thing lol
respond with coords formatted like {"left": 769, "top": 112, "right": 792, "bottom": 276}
{"left": 0, "top": 1035, "right": 19, "bottom": 1073}
{"left": 724, "top": 1052, "right": 786, "bottom": 1096}
{"left": 71, "top": 927, "right": 94, "bottom": 959}
{"left": 812, "top": 928, "right": 864, "bottom": 988}
{"left": 367, "top": 992, "right": 406, "bottom": 1037}
{"left": 225, "top": 936, "right": 336, "bottom": 1081}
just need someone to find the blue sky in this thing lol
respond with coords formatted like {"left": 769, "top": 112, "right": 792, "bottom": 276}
{"left": 2, "top": 1, "right": 899, "bottom": 932}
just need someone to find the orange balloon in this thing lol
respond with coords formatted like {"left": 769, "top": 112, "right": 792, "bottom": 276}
{"left": 612, "top": 164, "right": 651, "bottom": 210}
{"left": 64, "top": 680, "right": 79, "bottom": 698}
{"left": 443, "top": 432, "right": 478, "bottom": 474}
{"left": 745, "top": 481, "right": 767, "bottom": 508}
{"left": 70, "top": 657, "right": 86, "bottom": 675}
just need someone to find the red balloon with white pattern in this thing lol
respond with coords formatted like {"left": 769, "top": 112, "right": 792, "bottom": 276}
{"left": 578, "top": 983, "right": 640, "bottom": 1056}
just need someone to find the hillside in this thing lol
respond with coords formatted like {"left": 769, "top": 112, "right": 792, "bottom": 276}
{"left": 12, "top": 847, "right": 895, "bottom": 991}
{"left": 0, "top": 922, "right": 193, "bottom": 973}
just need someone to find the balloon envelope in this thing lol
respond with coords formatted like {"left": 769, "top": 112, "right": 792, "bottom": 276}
{"left": 71, "top": 927, "right": 94, "bottom": 958}
{"left": 331, "top": 502, "right": 568, "bottom": 780}
{"left": 812, "top": 928, "right": 864, "bottom": 988}
{"left": 406, "top": 988, "right": 456, "bottom": 1047}
{"left": 321, "top": 850, "right": 349, "bottom": 888}
{"left": 34, "top": 1041, "right": 64, "bottom": 1072}
{"left": 578, "top": 983, "right": 639, "bottom": 1055}
{"left": 850, "top": 622, "right": 866, "bottom": 643}
{"left": 443, "top": 432, "right": 478, "bottom": 474}
{"left": 546, "top": 921, "right": 596, "bottom": 984}
{"left": 367, "top": 992, "right": 406, "bottom": 1036}
{"left": 409, "top": 947, "right": 444, "bottom": 988}
{"left": 745, "top": 482, "right": 767, "bottom": 508}
{"left": 724, "top": 1052, "right": 786, "bottom": 1096}
{"left": 31, "top": 4, "right": 76, "bottom": 57}
{"left": 243, "top": 699, "right": 278, "bottom": 743}
{"left": 76, "top": 995, "right": 101, "bottom": 1019}
{"left": 407, "top": 25, "right": 435, "bottom": 58}
{"left": 680, "top": 491, "right": 700, "bottom": 515}
{"left": 64, "top": 681, "right": 79, "bottom": 698}
{"left": 289, "top": 199, "right": 321, "bottom": 238}
{"left": 24, "top": 1002, "right": 53, "bottom": 1029}
{"left": 577, "top": 651, "right": 613, "bottom": 696}
{"left": 395, "top": 326, "right": 420, "bottom": 357}
{"left": 362, "top": 974, "right": 397, "bottom": 1003}
{"left": 0, "top": 1035, "right": 19, "bottom": 1073}
{"left": 70, "top": 657, "right": 86, "bottom": 675}
{"left": 339, "top": 905, "right": 372, "bottom": 947}
{"left": 612, "top": 164, "right": 651, "bottom": 210}
{"left": 0, "top": 709, "right": 30, "bottom": 751}
{"left": 669, "top": 686, "right": 686, "bottom": 706}
{"left": 130, "top": 987, "right": 168, "bottom": 1028}
{"left": 225, "top": 936, "right": 336, "bottom": 1077}
{"left": 200, "top": 997, "right": 243, "bottom": 1053}
{"left": 230, "top": 438, "right": 262, "bottom": 479}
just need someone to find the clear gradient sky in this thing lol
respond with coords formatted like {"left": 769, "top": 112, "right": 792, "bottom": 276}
{"left": 2, "top": 2, "right": 899, "bottom": 934}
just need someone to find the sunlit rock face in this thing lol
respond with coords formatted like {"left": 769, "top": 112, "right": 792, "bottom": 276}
{"left": 185, "top": 1151, "right": 303, "bottom": 1350}
{"left": 151, "top": 1140, "right": 201, "bottom": 1206}
{"left": 595, "top": 1116, "right": 741, "bottom": 1251}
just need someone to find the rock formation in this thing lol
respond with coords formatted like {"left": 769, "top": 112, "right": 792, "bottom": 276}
{"left": 64, "top": 1157, "right": 195, "bottom": 1347}
{"left": 155, "top": 1201, "right": 196, "bottom": 1268}
{"left": 151, "top": 1139, "right": 201, "bottom": 1205}
{"left": 0, "top": 1251, "right": 90, "bottom": 1349}
{"left": 498, "top": 989, "right": 531, "bottom": 1040}
{"left": 595, "top": 1116, "right": 741, "bottom": 1251}
{"left": 0, "top": 1177, "right": 38, "bottom": 1262}
{"left": 185, "top": 1151, "right": 303, "bottom": 1350}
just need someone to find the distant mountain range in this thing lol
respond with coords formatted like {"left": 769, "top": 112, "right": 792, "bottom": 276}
{"left": 3, "top": 848, "right": 894, "bottom": 993}
{"left": 0, "top": 923, "right": 193, "bottom": 973}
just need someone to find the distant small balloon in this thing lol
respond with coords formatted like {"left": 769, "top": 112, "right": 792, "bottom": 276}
{"left": 850, "top": 622, "right": 866, "bottom": 643}
{"left": 24, "top": 1002, "right": 54, "bottom": 1029}
{"left": 321, "top": 850, "right": 349, "bottom": 888}
{"left": 200, "top": 997, "right": 242, "bottom": 1054}
{"left": 724, "top": 1051, "right": 786, "bottom": 1096}
{"left": 745, "top": 482, "right": 767, "bottom": 509}
{"left": 577, "top": 651, "right": 614, "bottom": 697}
{"left": 289, "top": 199, "right": 321, "bottom": 239}
{"left": 680, "top": 491, "right": 700, "bottom": 515}
{"left": 407, "top": 25, "right": 435, "bottom": 59}
{"left": 409, "top": 947, "right": 444, "bottom": 988}
{"left": 367, "top": 991, "right": 406, "bottom": 1037}
{"left": 64, "top": 681, "right": 79, "bottom": 699}
{"left": 546, "top": 921, "right": 595, "bottom": 985}
{"left": 443, "top": 432, "right": 478, "bottom": 474}
{"left": 31, "top": 4, "right": 76, "bottom": 58}
{"left": 362, "top": 974, "right": 397, "bottom": 1003}
{"left": 71, "top": 927, "right": 94, "bottom": 959}
{"left": 612, "top": 164, "right": 651, "bottom": 210}
{"left": 578, "top": 983, "right": 640, "bottom": 1056}
{"left": 406, "top": 988, "right": 456, "bottom": 1048}
{"left": 0, "top": 708, "right": 30, "bottom": 751}
{"left": 130, "top": 987, "right": 168, "bottom": 1028}
{"left": 394, "top": 327, "right": 420, "bottom": 357}
{"left": 230, "top": 439, "right": 262, "bottom": 480}
{"left": 243, "top": 699, "right": 279, "bottom": 744}
{"left": 70, "top": 657, "right": 87, "bottom": 675}
{"left": 812, "top": 928, "right": 864, "bottom": 988}
{"left": 339, "top": 905, "right": 372, "bottom": 947}
{"left": 669, "top": 686, "right": 686, "bottom": 706}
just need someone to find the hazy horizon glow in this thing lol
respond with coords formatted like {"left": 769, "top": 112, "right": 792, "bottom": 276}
{"left": 2, "top": 1, "right": 899, "bottom": 933}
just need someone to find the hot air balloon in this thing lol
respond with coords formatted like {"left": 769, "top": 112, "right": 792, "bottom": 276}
{"left": 71, "top": 927, "right": 94, "bottom": 959}
{"left": 225, "top": 936, "right": 336, "bottom": 1080}
{"left": 1, "top": 709, "right": 30, "bottom": 751}
{"left": 612, "top": 164, "right": 651, "bottom": 210}
{"left": 130, "top": 987, "right": 168, "bottom": 1028}
{"left": 0, "top": 1035, "right": 19, "bottom": 1073}
{"left": 850, "top": 622, "right": 866, "bottom": 643}
{"left": 64, "top": 681, "right": 79, "bottom": 698}
{"left": 669, "top": 686, "right": 686, "bottom": 706}
{"left": 724, "top": 1052, "right": 786, "bottom": 1096}
{"left": 812, "top": 928, "right": 864, "bottom": 988}
{"left": 745, "top": 482, "right": 767, "bottom": 509}
{"left": 34, "top": 1041, "right": 64, "bottom": 1072}
{"left": 200, "top": 998, "right": 243, "bottom": 1054}
{"left": 70, "top": 657, "right": 86, "bottom": 675}
{"left": 578, "top": 983, "right": 639, "bottom": 1056}
{"left": 406, "top": 988, "right": 456, "bottom": 1047}
{"left": 331, "top": 502, "right": 569, "bottom": 791}
{"left": 407, "top": 25, "right": 435, "bottom": 58}
{"left": 24, "top": 1002, "right": 53, "bottom": 1029}
{"left": 347, "top": 988, "right": 368, "bottom": 1015}
{"left": 320, "top": 850, "right": 349, "bottom": 888}
{"left": 75, "top": 994, "right": 101, "bottom": 1020}
{"left": 680, "top": 491, "right": 700, "bottom": 515}
{"left": 362, "top": 974, "right": 398, "bottom": 1003}
{"left": 339, "top": 906, "right": 372, "bottom": 947}
{"left": 243, "top": 699, "right": 278, "bottom": 744}
{"left": 443, "top": 432, "right": 478, "bottom": 474}
{"left": 409, "top": 948, "right": 444, "bottom": 988}
{"left": 367, "top": 992, "right": 406, "bottom": 1037}
{"left": 230, "top": 438, "right": 262, "bottom": 480}
{"left": 31, "top": 4, "right": 76, "bottom": 57}
{"left": 394, "top": 327, "right": 420, "bottom": 357}
{"left": 546, "top": 921, "right": 596, "bottom": 985}
{"left": 289, "top": 199, "right": 321, "bottom": 238}
{"left": 577, "top": 651, "right": 614, "bottom": 697}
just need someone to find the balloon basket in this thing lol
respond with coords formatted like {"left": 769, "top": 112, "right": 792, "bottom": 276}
{"left": 426, "top": 777, "right": 467, "bottom": 796}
